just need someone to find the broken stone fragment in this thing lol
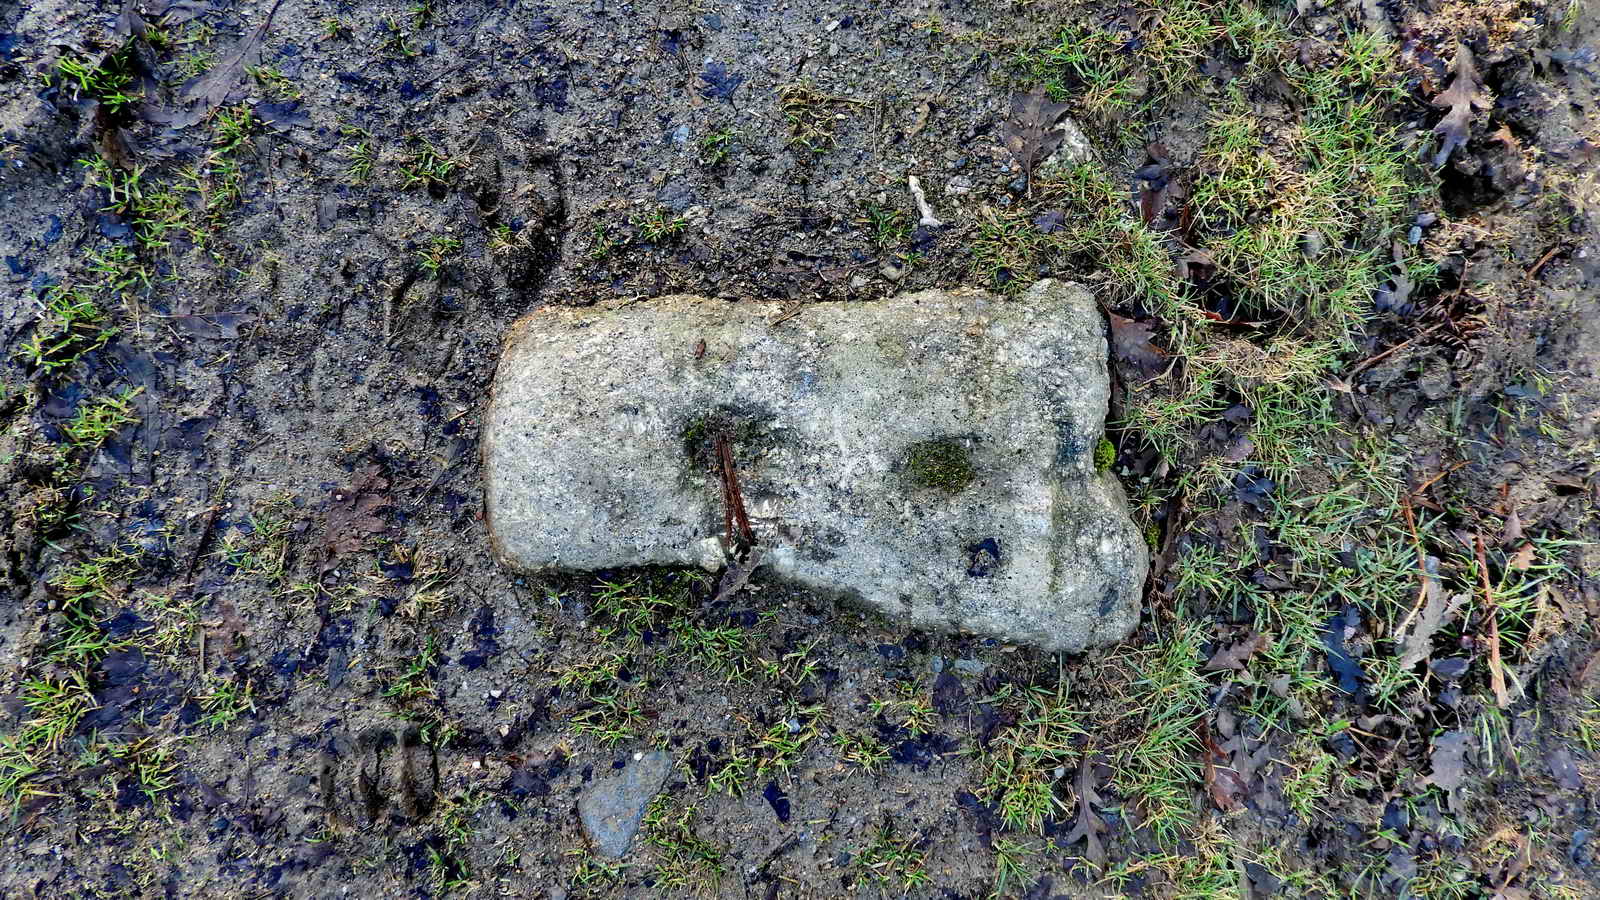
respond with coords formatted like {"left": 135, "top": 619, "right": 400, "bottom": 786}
{"left": 577, "top": 750, "right": 674, "bottom": 858}
{"left": 1041, "top": 114, "right": 1095, "bottom": 169}
{"left": 484, "top": 279, "right": 1147, "bottom": 652}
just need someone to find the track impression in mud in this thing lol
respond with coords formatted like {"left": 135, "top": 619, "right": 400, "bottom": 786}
{"left": 317, "top": 723, "right": 441, "bottom": 829}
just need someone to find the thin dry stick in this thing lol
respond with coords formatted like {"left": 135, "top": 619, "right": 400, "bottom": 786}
{"left": 1414, "top": 461, "right": 1468, "bottom": 499}
{"left": 1347, "top": 321, "right": 1446, "bottom": 378}
{"left": 716, "top": 434, "right": 755, "bottom": 547}
{"left": 768, "top": 304, "right": 804, "bottom": 326}
{"left": 716, "top": 438, "right": 734, "bottom": 546}
{"left": 1392, "top": 495, "right": 1432, "bottom": 639}
{"left": 1454, "top": 257, "right": 1471, "bottom": 302}
{"left": 1475, "top": 532, "right": 1510, "bottom": 708}
{"left": 1527, "top": 244, "right": 1564, "bottom": 279}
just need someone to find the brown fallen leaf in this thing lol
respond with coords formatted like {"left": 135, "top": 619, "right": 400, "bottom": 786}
{"left": 145, "top": 0, "right": 285, "bottom": 128}
{"left": 1546, "top": 745, "right": 1582, "bottom": 791}
{"left": 1395, "top": 558, "right": 1467, "bottom": 669}
{"left": 711, "top": 549, "right": 763, "bottom": 605}
{"left": 1108, "top": 313, "right": 1167, "bottom": 373}
{"left": 1502, "top": 506, "right": 1523, "bottom": 544}
{"left": 320, "top": 465, "right": 392, "bottom": 573}
{"left": 1175, "top": 248, "right": 1215, "bottom": 285}
{"left": 1204, "top": 631, "right": 1268, "bottom": 672}
{"left": 206, "top": 599, "right": 248, "bottom": 658}
{"left": 1508, "top": 543, "right": 1535, "bottom": 570}
{"left": 1060, "top": 755, "right": 1108, "bottom": 865}
{"left": 1223, "top": 436, "right": 1255, "bottom": 464}
{"left": 1422, "top": 729, "right": 1469, "bottom": 794}
{"left": 1002, "top": 87, "right": 1073, "bottom": 194}
{"left": 1231, "top": 736, "right": 1277, "bottom": 788}
{"left": 1202, "top": 726, "right": 1247, "bottom": 811}
{"left": 1139, "top": 180, "right": 1168, "bottom": 227}
{"left": 1430, "top": 44, "right": 1491, "bottom": 167}
{"left": 95, "top": 103, "right": 140, "bottom": 172}
{"left": 113, "top": 0, "right": 147, "bottom": 38}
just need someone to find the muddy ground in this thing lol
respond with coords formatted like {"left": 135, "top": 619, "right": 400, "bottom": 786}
{"left": 1, "top": 0, "right": 1599, "bottom": 897}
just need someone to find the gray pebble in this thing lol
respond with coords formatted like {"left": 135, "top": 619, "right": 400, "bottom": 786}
{"left": 577, "top": 751, "right": 674, "bottom": 858}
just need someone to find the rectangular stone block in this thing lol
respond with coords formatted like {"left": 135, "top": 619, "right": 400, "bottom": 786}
{"left": 484, "top": 280, "right": 1147, "bottom": 651}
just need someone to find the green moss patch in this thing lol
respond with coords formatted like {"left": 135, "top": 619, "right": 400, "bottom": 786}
{"left": 1094, "top": 437, "right": 1116, "bottom": 472}
{"left": 679, "top": 405, "right": 776, "bottom": 471}
{"left": 903, "top": 439, "right": 975, "bottom": 493}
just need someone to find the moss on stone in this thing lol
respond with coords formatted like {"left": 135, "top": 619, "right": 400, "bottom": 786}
{"left": 680, "top": 406, "right": 776, "bottom": 470}
{"left": 1094, "top": 437, "right": 1116, "bottom": 472}
{"left": 903, "top": 439, "right": 974, "bottom": 493}
{"left": 680, "top": 413, "right": 717, "bottom": 461}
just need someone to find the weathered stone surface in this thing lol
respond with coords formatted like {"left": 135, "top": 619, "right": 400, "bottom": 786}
{"left": 578, "top": 751, "right": 674, "bottom": 858}
{"left": 485, "top": 279, "right": 1147, "bottom": 651}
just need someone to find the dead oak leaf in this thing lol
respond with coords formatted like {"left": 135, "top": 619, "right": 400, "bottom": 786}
{"left": 1203, "top": 727, "right": 1247, "bottom": 812}
{"left": 206, "top": 599, "right": 248, "bottom": 658}
{"left": 1430, "top": 44, "right": 1491, "bottom": 168}
{"left": 1002, "top": 87, "right": 1072, "bottom": 192}
{"left": 1108, "top": 313, "right": 1167, "bottom": 373}
{"left": 145, "top": 0, "right": 284, "bottom": 128}
{"left": 1060, "top": 755, "right": 1109, "bottom": 865}
{"left": 1204, "top": 630, "right": 1268, "bottom": 672}
{"left": 1395, "top": 559, "right": 1468, "bottom": 669}
{"left": 319, "top": 465, "right": 392, "bottom": 573}
{"left": 1423, "top": 729, "right": 1470, "bottom": 794}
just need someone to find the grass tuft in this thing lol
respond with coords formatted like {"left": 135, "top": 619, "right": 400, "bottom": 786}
{"left": 18, "top": 286, "right": 116, "bottom": 375}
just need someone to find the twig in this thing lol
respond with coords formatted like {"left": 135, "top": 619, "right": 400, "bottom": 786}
{"left": 1527, "top": 244, "right": 1564, "bottom": 280}
{"left": 716, "top": 434, "right": 756, "bottom": 548}
{"left": 718, "top": 439, "right": 733, "bottom": 549}
{"left": 1414, "top": 461, "right": 1468, "bottom": 499}
{"left": 1392, "top": 495, "right": 1432, "bottom": 639}
{"left": 1475, "top": 532, "right": 1510, "bottom": 708}
{"left": 1347, "top": 321, "right": 1446, "bottom": 378}
{"left": 1454, "top": 257, "right": 1471, "bottom": 303}
{"left": 1147, "top": 489, "right": 1186, "bottom": 601}
{"left": 768, "top": 304, "right": 804, "bottom": 326}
